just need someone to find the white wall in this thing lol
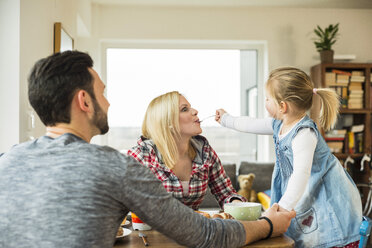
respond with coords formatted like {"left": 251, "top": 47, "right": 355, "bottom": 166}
{"left": 0, "top": 0, "right": 20, "bottom": 153}
{"left": 92, "top": 5, "right": 372, "bottom": 71}
{"left": 1, "top": 2, "right": 372, "bottom": 158}
{"left": 86, "top": 4, "right": 372, "bottom": 160}
{"left": 18, "top": 0, "right": 79, "bottom": 144}
{"left": 0, "top": 0, "right": 93, "bottom": 152}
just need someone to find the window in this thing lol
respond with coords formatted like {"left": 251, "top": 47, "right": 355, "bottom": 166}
{"left": 103, "top": 44, "right": 266, "bottom": 165}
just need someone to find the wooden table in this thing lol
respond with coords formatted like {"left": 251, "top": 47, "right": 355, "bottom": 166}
{"left": 114, "top": 229, "right": 294, "bottom": 248}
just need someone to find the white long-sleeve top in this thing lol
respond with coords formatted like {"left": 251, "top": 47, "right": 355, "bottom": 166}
{"left": 221, "top": 114, "right": 317, "bottom": 210}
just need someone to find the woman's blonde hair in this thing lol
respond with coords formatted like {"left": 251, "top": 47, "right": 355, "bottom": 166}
{"left": 142, "top": 91, "right": 196, "bottom": 169}
{"left": 266, "top": 67, "right": 340, "bottom": 131}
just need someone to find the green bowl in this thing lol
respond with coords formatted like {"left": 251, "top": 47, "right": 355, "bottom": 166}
{"left": 224, "top": 202, "right": 262, "bottom": 221}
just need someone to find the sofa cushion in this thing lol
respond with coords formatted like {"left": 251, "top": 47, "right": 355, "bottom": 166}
{"left": 199, "top": 163, "right": 237, "bottom": 209}
{"left": 238, "top": 161, "right": 275, "bottom": 193}
{"left": 223, "top": 162, "right": 237, "bottom": 189}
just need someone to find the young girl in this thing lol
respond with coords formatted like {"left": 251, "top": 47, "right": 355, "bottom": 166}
{"left": 216, "top": 67, "right": 362, "bottom": 247}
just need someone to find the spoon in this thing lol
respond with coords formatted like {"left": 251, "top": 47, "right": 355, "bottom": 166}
{"left": 139, "top": 232, "right": 149, "bottom": 246}
{"left": 198, "top": 115, "right": 216, "bottom": 123}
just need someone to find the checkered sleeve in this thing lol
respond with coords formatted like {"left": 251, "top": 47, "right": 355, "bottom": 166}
{"left": 127, "top": 146, "right": 146, "bottom": 165}
{"left": 207, "top": 146, "right": 246, "bottom": 207}
{"left": 127, "top": 145, "right": 173, "bottom": 186}
{"left": 126, "top": 145, "right": 157, "bottom": 173}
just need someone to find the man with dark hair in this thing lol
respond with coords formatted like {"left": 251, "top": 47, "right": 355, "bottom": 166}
{"left": 28, "top": 51, "right": 108, "bottom": 134}
{"left": 0, "top": 51, "right": 295, "bottom": 248}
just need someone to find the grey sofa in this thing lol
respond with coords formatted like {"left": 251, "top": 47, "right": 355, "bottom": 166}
{"left": 238, "top": 161, "right": 275, "bottom": 194}
{"left": 199, "top": 161, "right": 274, "bottom": 209}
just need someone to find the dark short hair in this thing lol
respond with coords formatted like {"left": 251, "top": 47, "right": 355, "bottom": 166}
{"left": 28, "top": 51, "right": 95, "bottom": 126}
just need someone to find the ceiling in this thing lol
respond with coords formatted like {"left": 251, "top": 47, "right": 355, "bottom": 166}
{"left": 91, "top": 0, "right": 372, "bottom": 9}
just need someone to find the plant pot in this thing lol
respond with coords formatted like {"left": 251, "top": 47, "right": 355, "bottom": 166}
{"left": 319, "top": 50, "right": 334, "bottom": 64}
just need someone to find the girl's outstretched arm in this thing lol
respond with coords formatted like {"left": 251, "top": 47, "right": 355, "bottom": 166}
{"left": 216, "top": 109, "right": 273, "bottom": 135}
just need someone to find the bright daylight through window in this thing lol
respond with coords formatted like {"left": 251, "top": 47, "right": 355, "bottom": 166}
{"left": 106, "top": 48, "right": 258, "bottom": 164}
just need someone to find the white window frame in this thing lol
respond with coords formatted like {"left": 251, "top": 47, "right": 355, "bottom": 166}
{"left": 98, "top": 40, "right": 270, "bottom": 162}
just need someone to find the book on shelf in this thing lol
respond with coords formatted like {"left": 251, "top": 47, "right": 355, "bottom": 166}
{"left": 341, "top": 87, "right": 348, "bottom": 108}
{"left": 325, "top": 72, "right": 336, "bottom": 86}
{"left": 350, "top": 124, "right": 364, "bottom": 133}
{"left": 351, "top": 71, "right": 364, "bottom": 76}
{"left": 355, "top": 132, "right": 364, "bottom": 153}
{"left": 347, "top": 131, "right": 355, "bottom": 154}
{"left": 349, "top": 94, "right": 363, "bottom": 101}
{"left": 349, "top": 89, "right": 364, "bottom": 95}
{"left": 347, "top": 89, "right": 364, "bottom": 108}
{"left": 332, "top": 69, "right": 352, "bottom": 76}
{"left": 346, "top": 124, "right": 365, "bottom": 154}
{"left": 348, "top": 95, "right": 363, "bottom": 101}
{"left": 350, "top": 75, "right": 365, "bottom": 82}
{"left": 325, "top": 137, "right": 345, "bottom": 141}
{"left": 348, "top": 96, "right": 363, "bottom": 101}
{"left": 325, "top": 130, "right": 346, "bottom": 140}
{"left": 348, "top": 100, "right": 363, "bottom": 105}
{"left": 349, "top": 98, "right": 364, "bottom": 102}
{"left": 328, "top": 69, "right": 351, "bottom": 85}
{"left": 349, "top": 82, "right": 363, "bottom": 91}
{"left": 327, "top": 141, "right": 344, "bottom": 153}
{"left": 336, "top": 74, "right": 350, "bottom": 85}
{"left": 350, "top": 70, "right": 365, "bottom": 82}
{"left": 348, "top": 81, "right": 364, "bottom": 109}
{"left": 326, "top": 129, "right": 347, "bottom": 136}
{"left": 346, "top": 132, "right": 364, "bottom": 154}
{"left": 348, "top": 103, "right": 364, "bottom": 109}
{"left": 325, "top": 129, "right": 346, "bottom": 153}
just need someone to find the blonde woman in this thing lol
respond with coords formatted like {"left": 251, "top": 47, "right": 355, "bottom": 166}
{"left": 216, "top": 67, "right": 362, "bottom": 247}
{"left": 127, "top": 91, "right": 246, "bottom": 210}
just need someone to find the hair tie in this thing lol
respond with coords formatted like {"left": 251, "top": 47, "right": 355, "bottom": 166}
{"left": 313, "top": 88, "right": 317, "bottom": 95}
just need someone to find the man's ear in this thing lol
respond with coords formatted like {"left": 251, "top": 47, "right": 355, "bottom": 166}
{"left": 77, "top": 90, "right": 92, "bottom": 113}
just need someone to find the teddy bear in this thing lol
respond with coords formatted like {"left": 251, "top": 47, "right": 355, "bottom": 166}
{"left": 237, "top": 173, "right": 257, "bottom": 202}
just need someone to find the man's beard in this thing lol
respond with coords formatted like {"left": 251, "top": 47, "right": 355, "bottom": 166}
{"left": 92, "top": 99, "right": 109, "bottom": 134}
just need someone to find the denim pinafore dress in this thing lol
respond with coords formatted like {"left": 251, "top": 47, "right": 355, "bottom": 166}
{"left": 271, "top": 116, "right": 362, "bottom": 247}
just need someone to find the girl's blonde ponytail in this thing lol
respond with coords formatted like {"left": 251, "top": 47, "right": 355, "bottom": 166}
{"left": 314, "top": 88, "right": 340, "bottom": 131}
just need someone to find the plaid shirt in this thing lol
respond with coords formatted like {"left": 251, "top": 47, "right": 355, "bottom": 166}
{"left": 127, "top": 135, "right": 246, "bottom": 210}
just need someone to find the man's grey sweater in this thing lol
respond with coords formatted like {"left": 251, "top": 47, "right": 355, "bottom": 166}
{"left": 0, "top": 134, "right": 245, "bottom": 248}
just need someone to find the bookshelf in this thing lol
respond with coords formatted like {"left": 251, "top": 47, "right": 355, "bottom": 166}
{"left": 310, "top": 63, "right": 372, "bottom": 212}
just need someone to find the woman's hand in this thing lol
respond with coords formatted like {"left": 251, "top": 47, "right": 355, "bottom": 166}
{"left": 215, "top": 109, "right": 227, "bottom": 123}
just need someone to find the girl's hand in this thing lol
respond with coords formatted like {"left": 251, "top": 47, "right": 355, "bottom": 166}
{"left": 262, "top": 203, "right": 296, "bottom": 238}
{"left": 278, "top": 205, "right": 290, "bottom": 212}
{"left": 215, "top": 109, "right": 227, "bottom": 123}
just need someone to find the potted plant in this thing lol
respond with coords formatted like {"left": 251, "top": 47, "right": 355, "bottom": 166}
{"left": 313, "top": 23, "right": 339, "bottom": 63}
